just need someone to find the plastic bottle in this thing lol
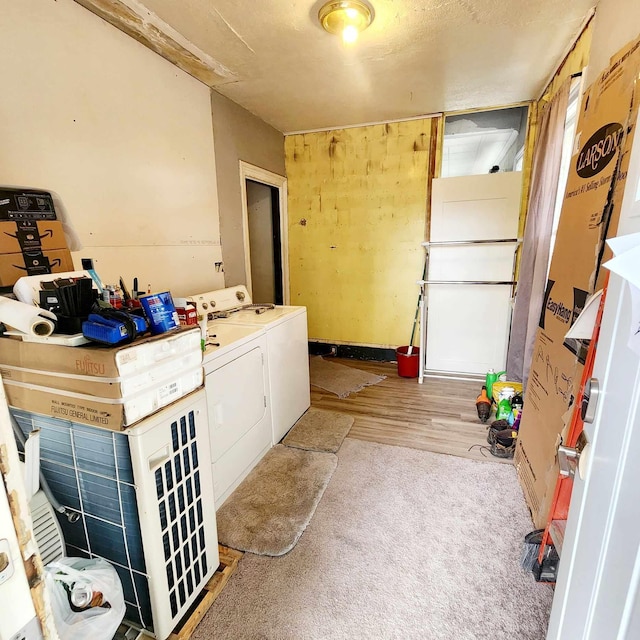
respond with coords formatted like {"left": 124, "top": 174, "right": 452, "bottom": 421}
{"left": 495, "top": 386, "right": 515, "bottom": 420}
{"left": 512, "top": 410, "right": 522, "bottom": 431}
{"left": 511, "top": 393, "right": 524, "bottom": 412}
{"left": 485, "top": 369, "right": 507, "bottom": 400}
{"left": 496, "top": 397, "right": 512, "bottom": 421}
{"left": 198, "top": 314, "right": 208, "bottom": 352}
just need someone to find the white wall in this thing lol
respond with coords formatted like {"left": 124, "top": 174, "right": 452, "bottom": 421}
{"left": 0, "top": 380, "right": 58, "bottom": 638}
{"left": 0, "top": 477, "right": 38, "bottom": 639}
{"left": 587, "top": 0, "right": 640, "bottom": 85}
{"left": 210, "top": 92, "right": 285, "bottom": 288}
{"left": 0, "top": 0, "right": 224, "bottom": 297}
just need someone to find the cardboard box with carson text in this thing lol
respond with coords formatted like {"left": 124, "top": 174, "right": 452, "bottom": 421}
{"left": 515, "top": 37, "right": 640, "bottom": 527}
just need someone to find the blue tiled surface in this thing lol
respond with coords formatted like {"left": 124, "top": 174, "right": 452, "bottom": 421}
{"left": 39, "top": 459, "right": 81, "bottom": 511}
{"left": 78, "top": 472, "right": 122, "bottom": 521}
{"left": 11, "top": 409, "right": 152, "bottom": 629}
{"left": 59, "top": 517, "right": 88, "bottom": 551}
{"left": 134, "top": 572, "right": 153, "bottom": 628}
{"left": 73, "top": 428, "right": 122, "bottom": 478}
{"left": 86, "top": 517, "right": 129, "bottom": 568}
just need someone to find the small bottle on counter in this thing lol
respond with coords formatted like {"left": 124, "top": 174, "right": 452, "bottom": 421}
{"left": 198, "top": 314, "right": 208, "bottom": 352}
{"left": 102, "top": 285, "right": 123, "bottom": 309}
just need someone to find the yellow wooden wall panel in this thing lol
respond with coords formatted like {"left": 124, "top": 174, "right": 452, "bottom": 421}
{"left": 542, "top": 17, "right": 593, "bottom": 101}
{"left": 286, "top": 119, "right": 432, "bottom": 347}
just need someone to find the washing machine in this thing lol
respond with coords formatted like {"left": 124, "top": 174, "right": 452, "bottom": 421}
{"left": 188, "top": 286, "right": 310, "bottom": 444}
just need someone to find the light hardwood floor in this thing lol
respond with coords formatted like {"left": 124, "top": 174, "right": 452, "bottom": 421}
{"left": 310, "top": 358, "right": 512, "bottom": 464}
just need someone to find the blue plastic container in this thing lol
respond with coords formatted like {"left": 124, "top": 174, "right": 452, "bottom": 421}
{"left": 139, "top": 291, "right": 180, "bottom": 334}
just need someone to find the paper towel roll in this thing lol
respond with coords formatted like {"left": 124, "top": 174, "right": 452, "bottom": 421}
{"left": 13, "top": 271, "right": 90, "bottom": 305}
{"left": 0, "top": 297, "right": 56, "bottom": 337}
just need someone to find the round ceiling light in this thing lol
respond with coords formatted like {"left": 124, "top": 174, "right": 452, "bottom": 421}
{"left": 318, "top": 0, "right": 374, "bottom": 44}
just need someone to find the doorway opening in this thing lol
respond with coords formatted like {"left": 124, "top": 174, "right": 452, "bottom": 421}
{"left": 246, "top": 180, "right": 283, "bottom": 304}
{"left": 239, "top": 162, "right": 289, "bottom": 305}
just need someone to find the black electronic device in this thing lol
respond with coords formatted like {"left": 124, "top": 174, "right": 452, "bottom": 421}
{"left": 42, "top": 276, "right": 99, "bottom": 334}
{"left": 0, "top": 188, "right": 57, "bottom": 221}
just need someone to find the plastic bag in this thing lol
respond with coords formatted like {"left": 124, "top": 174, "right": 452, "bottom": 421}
{"left": 44, "top": 557, "right": 125, "bottom": 640}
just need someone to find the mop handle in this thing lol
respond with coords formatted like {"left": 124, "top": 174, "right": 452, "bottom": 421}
{"left": 407, "top": 257, "right": 429, "bottom": 354}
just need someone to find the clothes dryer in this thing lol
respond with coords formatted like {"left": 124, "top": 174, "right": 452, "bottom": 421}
{"left": 188, "top": 286, "right": 309, "bottom": 444}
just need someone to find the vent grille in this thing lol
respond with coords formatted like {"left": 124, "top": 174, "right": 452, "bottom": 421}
{"left": 154, "top": 410, "right": 206, "bottom": 618}
{"left": 30, "top": 492, "right": 65, "bottom": 566}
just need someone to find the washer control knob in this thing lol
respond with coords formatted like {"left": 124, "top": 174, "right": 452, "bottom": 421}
{"left": 209, "top": 300, "right": 216, "bottom": 308}
{"left": 236, "top": 291, "right": 246, "bottom": 302}
{"left": 202, "top": 302, "right": 208, "bottom": 310}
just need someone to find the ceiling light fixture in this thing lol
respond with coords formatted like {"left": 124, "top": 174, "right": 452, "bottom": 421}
{"left": 318, "top": 0, "right": 374, "bottom": 44}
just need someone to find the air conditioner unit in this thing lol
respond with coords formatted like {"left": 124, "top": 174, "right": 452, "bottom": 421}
{"left": 13, "top": 389, "right": 218, "bottom": 640}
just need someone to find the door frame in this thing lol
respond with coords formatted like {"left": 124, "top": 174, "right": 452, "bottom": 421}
{"left": 239, "top": 161, "right": 290, "bottom": 304}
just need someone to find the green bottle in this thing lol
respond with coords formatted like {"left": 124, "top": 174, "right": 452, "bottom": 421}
{"left": 485, "top": 369, "right": 506, "bottom": 400}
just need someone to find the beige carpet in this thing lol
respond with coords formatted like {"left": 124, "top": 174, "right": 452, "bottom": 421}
{"left": 196, "top": 439, "right": 552, "bottom": 640}
{"left": 283, "top": 407, "right": 354, "bottom": 453}
{"left": 309, "top": 356, "right": 386, "bottom": 398}
{"left": 215, "top": 444, "right": 337, "bottom": 556}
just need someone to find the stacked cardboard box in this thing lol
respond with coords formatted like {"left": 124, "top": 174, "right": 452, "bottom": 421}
{"left": 0, "top": 188, "right": 74, "bottom": 286}
{"left": 0, "top": 326, "right": 203, "bottom": 430}
{"left": 516, "top": 37, "right": 640, "bottom": 527}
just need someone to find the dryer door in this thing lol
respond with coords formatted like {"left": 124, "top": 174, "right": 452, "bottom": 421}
{"left": 205, "top": 345, "right": 271, "bottom": 504}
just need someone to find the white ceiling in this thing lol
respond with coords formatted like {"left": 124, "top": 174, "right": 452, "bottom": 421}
{"left": 442, "top": 128, "right": 518, "bottom": 177}
{"left": 131, "top": 0, "right": 595, "bottom": 133}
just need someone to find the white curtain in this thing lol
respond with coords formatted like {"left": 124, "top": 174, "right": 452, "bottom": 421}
{"left": 507, "top": 78, "right": 572, "bottom": 384}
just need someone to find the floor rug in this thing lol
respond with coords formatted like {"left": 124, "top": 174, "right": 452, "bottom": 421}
{"left": 215, "top": 444, "right": 337, "bottom": 556}
{"left": 309, "top": 356, "right": 386, "bottom": 398}
{"left": 195, "top": 438, "right": 552, "bottom": 640}
{"left": 283, "top": 407, "right": 354, "bottom": 453}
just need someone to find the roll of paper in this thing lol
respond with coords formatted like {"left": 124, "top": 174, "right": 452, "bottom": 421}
{"left": 13, "top": 271, "right": 90, "bottom": 305}
{"left": 0, "top": 296, "right": 56, "bottom": 337}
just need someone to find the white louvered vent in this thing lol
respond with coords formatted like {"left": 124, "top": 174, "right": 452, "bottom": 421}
{"left": 30, "top": 490, "right": 65, "bottom": 566}
{"left": 127, "top": 390, "right": 219, "bottom": 639}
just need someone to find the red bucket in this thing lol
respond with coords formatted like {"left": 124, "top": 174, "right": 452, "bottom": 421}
{"left": 396, "top": 346, "right": 420, "bottom": 378}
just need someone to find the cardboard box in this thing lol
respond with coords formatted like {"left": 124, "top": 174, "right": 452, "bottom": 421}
{"left": 3, "top": 369, "right": 203, "bottom": 431}
{"left": 0, "top": 188, "right": 57, "bottom": 221}
{"left": 0, "top": 326, "right": 203, "bottom": 430}
{"left": 0, "top": 249, "right": 74, "bottom": 287}
{"left": 515, "top": 37, "right": 640, "bottom": 527}
{"left": 0, "top": 349, "right": 202, "bottom": 399}
{"left": 0, "top": 326, "right": 201, "bottom": 378}
{"left": 0, "top": 220, "right": 67, "bottom": 253}
{"left": 176, "top": 305, "right": 198, "bottom": 326}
